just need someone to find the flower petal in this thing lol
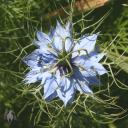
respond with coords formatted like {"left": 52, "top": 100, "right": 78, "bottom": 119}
{"left": 73, "top": 67, "right": 99, "bottom": 85}
{"left": 89, "top": 52, "right": 106, "bottom": 62}
{"left": 65, "top": 37, "right": 73, "bottom": 52}
{"left": 23, "top": 49, "right": 57, "bottom": 68}
{"left": 56, "top": 77, "right": 75, "bottom": 106}
{"left": 81, "top": 71, "right": 100, "bottom": 85}
{"left": 65, "top": 21, "right": 72, "bottom": 33}
{"left": 73, "top": 33, "right": 99, "bottom": 57}
{"left": 74, "top": 79, "right": 93, "bottom": 94}
{"left": 37, "top": 31, "right": 51, "bottom": 42}
{"left": 73, "top": 55, "right": 107, "bottom": 76}
{"left": 52, "top": 35, "right": 63, "bottom": 51}
{"left": 49, "top": 27, "right": 55, "bottom": 39}
{"left": 41, "top": 72, "right": 52, "bottom": 84}
{"left": 43, "top": 76, "right": 58, "bottom": 101}
{"left": 23, "top": 49, "right": 43, "bottom": 68}
{"left": 91, "top": 62, "right": 107, "bottom": 75}
{"left": 52, "top": 21, "right": 72, "bottom": 52}
{"left": 33, "top": 31, "right": 52, "bottom": 51}
{"left": 55, "top": 21, "right": 70, "bottom": 38}
{"left": 24, "top": 67, "right": 42, "bottom": 84}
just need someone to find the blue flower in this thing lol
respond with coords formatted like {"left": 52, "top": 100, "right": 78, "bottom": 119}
{"left": 23, "top": 21, "right": 107, "bottom": 106}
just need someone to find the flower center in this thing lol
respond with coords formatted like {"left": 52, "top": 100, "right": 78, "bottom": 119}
{"left": 57, "top": 51, "right": 73, "bottom": 77}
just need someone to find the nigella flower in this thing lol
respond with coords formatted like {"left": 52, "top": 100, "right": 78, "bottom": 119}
{"left": 23, "top": 21, "right": 107, "bottom": 106}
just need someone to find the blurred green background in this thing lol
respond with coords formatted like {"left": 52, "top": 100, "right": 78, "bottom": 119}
{"left": 0, "top": 0, "right": 128, "bottom": 128}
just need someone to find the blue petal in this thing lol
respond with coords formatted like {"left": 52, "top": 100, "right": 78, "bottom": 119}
{"left": 80, "top": 60, "right": 107, "bottom": 75}
{"left": 49, "top": 27, "right": 55, "bottom": 39}
{"left": 81, "top": 70, "right": 100, "bottom": 85}
{"left": 56, "top": 77, "right": 75, "bottom": 106}
{"left": 33, "top": 31, "right": 51, "bottom": 50}
{"left": 73, "top": 33, "right": 99, "bottom": 57}
{"left": 73, "top": 68, "right": 94, "bottom": 92}
{"left": 52, "top": 35, "right": 63, "bottom": 51}
{"left": 89, "top": 52, "right": 106, "bottom": 62}
{"left": 65, "top": 37, "right": 73, "bottom": 52}
{"left": 24, "top": 67, "right": 42, "bottom": 84}
{"left": 41, "top": 72, "right": 52, "bottom": 84}
{"left": 65, "top": 22, "right": 73, "bottom": 51}
{"left": 73, "top": 67, "right": 99, "bottom": 85}
{"left": 65, "top": 21, "right": 72, "bottom": 32}
{"left": 74, "top": 79, "right": 93, "bottom": 94}
{"left": 52, "top": 21, "right": 72, "bottom": 52}
{"left": 91, "top": 62, "right": 107, "bottom": 75}
{"left": 73, "top": 55, "right": 107, "bottom": 76}
{"left": 72, "top": 67, "right": 85, "bottom": 81}
{"left": 23, "top": 49, "right": 43, "bottom": 68}
{"left": 23, "top": 49, "right": 56, "bottom": 68}
{"left": 55, "top": 21, "right": 70, "bottom": 37}
{"left": 43, "top": 76, "right": 58, "bottom": 101}
{"left": 37, "top": 31, "right": 51, "bottom": 42}
{"left": 42, "top": 53, "right": 57, "bottom": 64}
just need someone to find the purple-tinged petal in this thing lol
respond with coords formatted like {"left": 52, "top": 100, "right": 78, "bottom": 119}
{"left": 81, "top": 70, "right": 100, "bottom": 85}
{"left": 55, "top": 21, "right": 69, "bottom": 37}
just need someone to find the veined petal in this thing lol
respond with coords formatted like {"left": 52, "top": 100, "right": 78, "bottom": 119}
{"left": 49, "top": 27, "right": 55, "bottom": 39}
{"left": 74, "top": 80, "right": 93, "bottom": 94}
{"left": 52, "top": 35, "right": 63, "bottom": 51}
{"left": 43, "top": 76, "right": 58, "bottom": 101}
{"left": 56, "top": 77, "right": 75, "bottom": 106}
{"left": 33, "top": 32, "right": 51, "bottom": 48}
{"left": 73, "top": 55, "right": 107, "bottom": 76}
{"left": 81, "top": 70, "right": 100, "bottom": 85}
{"left": 52, "top": 21, "right": 72, "bottom": 52}
{"left": 24, "top": 67, "right": 42, "bottom": 84}
{"left": 23, "top": 49, "right": 56, "bottom": 68}
{"left": 65, "top": 37, "right": 73, "bottom": 52}
{"left": 55, "top": 21, "right": 70, "bottom": 38}
{"left": 73, "top": 33, "right": 99, "bottom": 56}
{"left": 91, "top": 62, "right": 107, "bottom": 75}
{"left": 41, "top": 72, "right": 52, "bottom": 85}
{"left": 89, "top": 52, "right": 106, "bottom": 62}
{"left": 73, "top": 67, "right": 99, "bottom": 85}
{"left": 80, "top": 60, "right": 107, "bottom": 75}
{"left": 37, "top": 31, "right": 51, "bottom": 43}
{"left": 23, "top": 49, "right": 43, "bottom": 68}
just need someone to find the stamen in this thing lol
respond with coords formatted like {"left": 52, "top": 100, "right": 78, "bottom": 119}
{"left": 64, "top": 59, "right": 74, "bottom": 77}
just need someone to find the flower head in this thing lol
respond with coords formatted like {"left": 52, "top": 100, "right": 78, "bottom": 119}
{"left": 23, "top": 21, "right": 107, "bottom": 106}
